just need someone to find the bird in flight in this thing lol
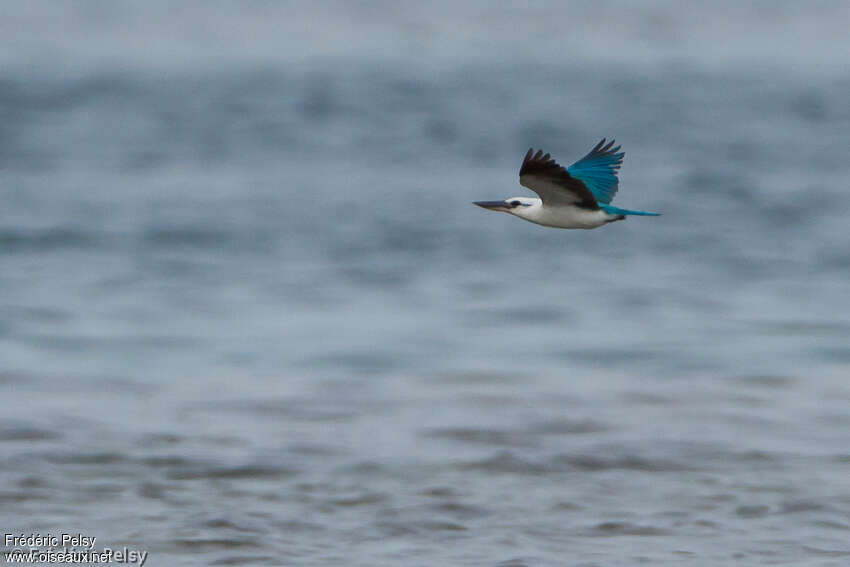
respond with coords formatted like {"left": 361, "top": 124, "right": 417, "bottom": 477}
{"left": 474, "top": 139, "right": 659, "bottom": 229}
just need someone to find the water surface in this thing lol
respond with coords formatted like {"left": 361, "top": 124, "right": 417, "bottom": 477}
{"left": 2, "top": 2, "right": 850, "bottom": 565}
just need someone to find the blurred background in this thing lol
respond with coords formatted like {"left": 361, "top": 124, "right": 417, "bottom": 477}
{"left": 1, "top": 1, "right": 849, "bottom": 565}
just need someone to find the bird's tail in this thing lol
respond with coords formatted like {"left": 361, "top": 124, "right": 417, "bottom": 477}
{"left": 600, "top": 204, "right": 661, "bottom": 216}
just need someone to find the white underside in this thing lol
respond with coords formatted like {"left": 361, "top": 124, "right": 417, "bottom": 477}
{"left": 511, "top": 200, "right": 617, "bottom": 229}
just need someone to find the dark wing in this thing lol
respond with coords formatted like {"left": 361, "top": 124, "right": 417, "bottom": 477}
{"left": 519, "top": 149, "right": 600, "bottom": 209}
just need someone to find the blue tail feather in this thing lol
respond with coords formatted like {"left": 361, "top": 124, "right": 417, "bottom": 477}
{"left": 600, "top": 204, "right": 660, "bottom": 216}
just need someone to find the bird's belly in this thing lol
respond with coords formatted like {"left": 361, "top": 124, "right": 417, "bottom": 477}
{"left": 530, "top": 207, "right": 610, "bottom": 229}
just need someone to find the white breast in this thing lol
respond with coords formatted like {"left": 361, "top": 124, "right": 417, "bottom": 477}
{"left": 514, "top": 203, "right": 610, "bottom": 229}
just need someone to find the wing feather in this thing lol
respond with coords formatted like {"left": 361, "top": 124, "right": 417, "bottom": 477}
{"left": 566, "top": 138, "right": 624, "bottom": 205}
{"left": 519, "top": 148, "right": 600, "bottom": 209}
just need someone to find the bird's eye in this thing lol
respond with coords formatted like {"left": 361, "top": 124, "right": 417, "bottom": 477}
{"left": 510, "top": 200, "right": 521, "bottom": 207}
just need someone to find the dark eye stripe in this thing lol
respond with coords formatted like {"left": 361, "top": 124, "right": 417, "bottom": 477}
{"left": 510, "top": 200, "right": 521, "bottom": 207}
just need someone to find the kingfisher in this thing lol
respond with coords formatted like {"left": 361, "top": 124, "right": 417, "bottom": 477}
{"left": 474, "top": 139, "right": 659, "bottom": 229}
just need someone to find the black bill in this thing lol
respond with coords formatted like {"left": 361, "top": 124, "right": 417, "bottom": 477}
{"left": 473, "top": 200, "right": 509, "bottom": 211}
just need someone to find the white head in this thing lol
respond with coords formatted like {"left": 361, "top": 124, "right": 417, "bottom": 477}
{"left": 473, "top": 196, "right": 541, "bottom": 220}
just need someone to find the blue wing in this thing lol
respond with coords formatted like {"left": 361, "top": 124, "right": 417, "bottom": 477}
{"left": 566, "top": 139, "right": 624, "bottom": 205}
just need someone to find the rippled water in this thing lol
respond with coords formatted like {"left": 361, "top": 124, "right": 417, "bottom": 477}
{"left": 2, "top": 2, "right": 850, "bottom": 565}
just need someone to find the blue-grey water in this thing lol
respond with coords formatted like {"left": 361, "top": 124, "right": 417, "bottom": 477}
{"left": 2, "top": 2, "right": 850, "bottom": 565}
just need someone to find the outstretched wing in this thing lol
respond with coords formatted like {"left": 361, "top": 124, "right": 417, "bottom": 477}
{"left": 518, "top": 149, "right": 600, "bottom": 209}
{"left": 566, "top": 139, "right": 624, "bottom": 205}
